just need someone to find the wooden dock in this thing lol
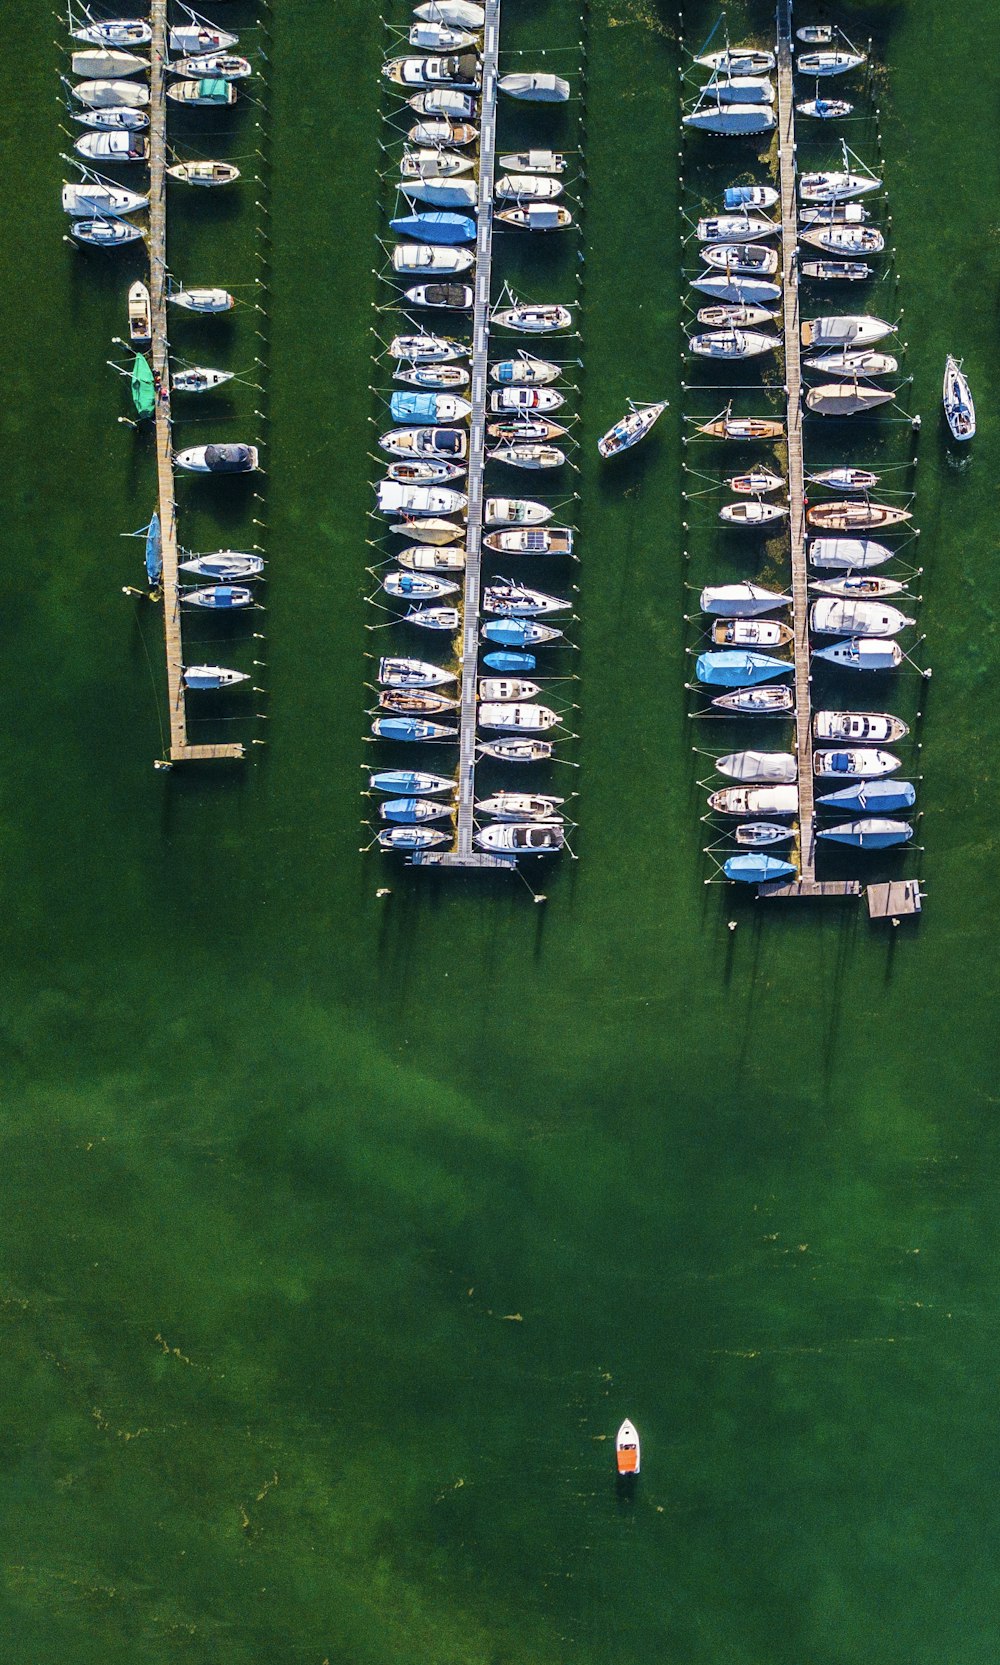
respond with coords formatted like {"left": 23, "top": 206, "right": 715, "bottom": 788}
{"left": 148, "top": 0, "right": 244, "bottom": 765}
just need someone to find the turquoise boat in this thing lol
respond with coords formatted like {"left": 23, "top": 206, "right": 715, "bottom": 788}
{"left": 389, "top": 211, "right": 476, "bottom": 245}
{"left": 723, "top": 854, "right": 797, "bottom": 883}
{"left": 816, "top": 779, "right": 916, "bottom": 813}
{"left": 370, "top": 717, "right": 457, "bottom": 742}
{"left": 696, "top": 650, "right": 793, "bottom": 688}
{"left": 144, "top": 511, "right": 161, "bottom": 585}
{"left": 482, "top": 651, "right": 536, "bottom": 673}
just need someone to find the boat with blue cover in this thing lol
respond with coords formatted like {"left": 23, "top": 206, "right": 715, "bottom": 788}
{"left": 370, "top": 717, "right": 457, "bottom": 742}
{"left": 483, "top": 619, "right": 563, "bottom": 647}
{"left": 181, "top": 585, "right": 254, "bottom": 610}
{"left": 389, "top": 390, "right": 472, "bottom": 424}
{"left": 816, "top": 779, "right": 916, "bottom": 813}
{"left": 483, "top": 651, "right": 537, "bottom": 673}
{"left": 391, "top": 211, "right": 477, "bottom": 244}
{"left": 817, "top": 819, "right": 913, "bottom": 849}
{"left": 144, "top": 512, "right": 162, "bottom": 586}
{"left": 696, "top": 650, "right": 794, "bottom": 687}
{"left": 723, "top": 853, "right": 797, "bottom": 884}
{"left": 369, "top": 770, "right": 455, "bottom": 795}
{"left": 379, "top": 797, "right": 454, "bottom": 824}
{"left": 724, "top": 184, "right": 778, "bottom": 211}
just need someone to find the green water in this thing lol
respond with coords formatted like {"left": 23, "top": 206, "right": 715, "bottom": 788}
{"left": 2, "top": 0, "right": 1000, "bottom": 1659}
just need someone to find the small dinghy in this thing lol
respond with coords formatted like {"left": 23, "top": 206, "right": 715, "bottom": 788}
{"left": 809, "top": 537, "right": 892, "bottom": 570}
{"left": 488, "top": 444, "right": 566, "bottom": 470}
{"left": 597, "top": 400, "right": 667, "bottom": 458}
{"left": 390, "top": 211, "right": 476, "bottom": 245}
{"left": 812, "top": 637, "right": 904, "bottom": 671}
{"left": 168, "top": 287, "right": 234, "bottom": 313}
{"left": 497, "top": 204, "right": 574, "bottom": 232}
{"left": 409, "top": 22, "right": 479, "bottom": 50}
{"left": 74, "top": 128, "right": 149, "bottom": 162}
{"left": 179, "top": 551, "right": 263, "bottom": 580}
{"left": 719, "top": 499, "right": 787, "bottom": 527}
{"left": 712, "top": 617, "right": 792, "bottom": 647}
{"left": 484, "top": 526, "right": 573, "bottom": 555}
{"left": 482, "top": 619, "right": 563, "bottom": 647}
{"left": 477, "top": 738, "right": 553, "bottom": 762}
{"left": 403, "top": 605, "right": 461, "bottom": 632}
{"left": 478, "top": 678, "right": 542, "bottom": 703}
{"left": 797, "top": 96, "right": 853, "bottom": 119}
{"left": 483, "top": 584, "right": 569, "bottom": 616}
{"left": 166, "top": 77, "right": 238, "bottom": 107}
{"left": 389, "top": 390, "right": 472, "bottom": 423}
{"left": 696, "top": 303, "right": 777, "bottom": 328}
{"left": 379, "top": 426, "right": 467, "bottom": 460}
{"left": 806, "top": 466, "right": 880, "bottom": 491}
{"left": 181, "top": 584, "right": 254, "bottom": 610}
{"left": 70, "top": 217, "right": 143, "bottom": 247}
{"left": 379, "top": 794, "right": 455, "bottom": 822}
{"left": 379, "top": 657, "right": 456, "bottom": 688}
{"left": 805, "top": 382, "right": 894, "bottom": 416}
{"left": 697, "top": 47, "right": 775, "bottom": 74}
{"left": 71, "top": 47, "right": 148, "bottom": 77}
{"left": 814, "top": 711, "right": 908, "bottom": 743}
{"left": 73, "top": 105, "right": 148, "bottom": 130}
{"left": 700, "top": 582, "right": 790, "bottom": 617}
{"left": 62, "top": 180, "right": 147, "bottom": 216}
{"left": 697, "top": 213, "right": 779, "bottom": 244}
{"left": 724, "top": 853, "right": 797, "bottom": 883}
{"left": 807, "top": 500, "right": 911, "bottom": 532}
{"left": 499, "top": 149, "right": 566, "bottom": 175}
{"left": 711, "top": 685, "right": 794, "bottom": 715}
{"left": 805, "top": 350, "right": 897, "bottom": 378}
{"left": 377, "top": 690, "right": 459, "bottom": 716}
{"left": 400, "top": 148, "right": 475, "bottom": 180}
{"left": 183, "top": 665, "right": 249, "bottom": 691}
{"left": 690, "top": 329, "right": 779, "bottom": 360}
{"left": 801, "top": 225, "right": 884, "bottom": 256}
{"left": 735, "top": 822, "right": 796, "bottom": 846}
{"left": 384, "top": 571, "right": 459, "bottom": 601}
{"left": 813, "top": 747, "right": 900, "bottom": 779}
{"left": 797, "top": 49, "right": 866, "bottom": 75}
{"left": 943, "top": 355, "right": 975, "bottom": 441}
{"left": 403, "top": 281, "right": 475, "bottom": 310}
{"left": 726, "top": 469, "right": 784, "bottom": 495}
{"left": 716, "top": 751, "right": 797, "bottom": 783}
{"left": 408, "top": 119, "right": 478, "bottom": 148}
{"left": 73, "top": 78, "right": 150, "bottom": 109}
{"left": 691, "top": 273, "right": 782, "bottom": 307}
{"left": 482, "top": 652, "right": 536, "bottom": 674}
{"left": 167, "top": 160, "right": 240, "bottom": 187}
{"left": 683, "top": 104, "right": 776, "bottom": 134}
{"left": 816, "top": 779, "right": 916, "bottom": 813}
{"left": 384, "top": 54, "right": 482, "bottom": 91}
{"left": 128, "top": 279, "right": 151, "bottom": 344}
{"left": 369, "top": 769, "right": 455, "bottom": 794}
{"left": 695, "top": 650, "right": 792, "bottom": 687}
{"left": 493, "top": 302, "right": 572, "bottom": 333}
{"left": 476, "top": 822, "right": 565, "bottom": 854}
{"left": 708, "top": 785, "right": 798, "bottom": 816}
{"left": 499, "top": 71, "right": 570, "bottom": 102}
{"left": 696, "top": 410, "right": 784, "bottom": 441}
{"left": 615, "top": 1420, "right": 641, "bottom": 1476}
{"left": 376, "top": 480, "right": 468, "bottom": 517}
{"left": 403, "top": 177, "right": 478, "bottom": 210}
{"left": 414, "top": 0, "right": 485, "bottom": 25}
{"left": 170, "top": 25, "right": 239, "bottom": 55}
{"left": 723, "top": 184, "right": 779, "bottom": 210}
{"left": 72, "top": 18, "right": 153, "bottom": 47}
{"left": 174, "top": 442, "right": 259, "bottom": 473}
{"left": 495, "top": 173, "right": 563, "bottom": 201}
{"left": 397, "top": 545, "right": 466, "bottom": 571}
{"left": 818, "top": 819, "right": 913, "bottom": 849}
{"left": 395, "top": 364, "right": 470, "bottom": 390}
{"left": 478, "top": 702, "right": 559, "bottom": 732}
{"left": 811, "top": 597, "right": 913, "bottom": 635}
{"left": 810, "top": 574, "right": 906, "bottom": 600}
{"left": 390, "top": 332, "right": 467, "bottom": 362}
{"left": 701, "top": 242, "right": 779, "bottom": 277}
{"left": 377, "top": 827, "right": 451, "bottom": 851}
{"left": 171, "top": 365, "right": 236, "bottom": 394}
{"left": 489, "top": 387, "right": 564, "bottom": 414}
{"left": 170, "top": 52, "right": 252, "bottom": 79}
{"left": 492, "top": 355, "right": 560, "bottom": 387}
{"left": 476, "top": 792, "right": 563, "bottom": 821}
{"left": 485, "top": 498, "right": 552, "bottom": 526}
{"left": 799, "top": 170, "right": 881, "bottom": 203}
{"left": 407, "top": 89, "right": 478, "bottom": 119}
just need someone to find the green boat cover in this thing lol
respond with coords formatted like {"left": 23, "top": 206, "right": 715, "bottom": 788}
{"left": 131, "top": 353, "right": 156, "bottom": 418}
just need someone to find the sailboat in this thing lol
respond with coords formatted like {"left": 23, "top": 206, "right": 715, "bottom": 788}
{"left": 724, "top": 854, "right": 797, "bottom": 883}
{"left": 810, "top": 597, "right": 914, "bottom": 635}
{"left": 817, "top": 820, "right": 913, "bottom": 849}
{"left": 943, "top": 355, "right": 975, "bottom": 440}
{"left": 699, "top": 582, "right": 790, "bottom": 617}
{"left": 597, "top": 400, "right": 667, "bottom": 458}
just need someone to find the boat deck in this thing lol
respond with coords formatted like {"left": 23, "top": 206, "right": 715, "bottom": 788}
{"left": 149, "top": 0, "right": 244, "bottom": 766}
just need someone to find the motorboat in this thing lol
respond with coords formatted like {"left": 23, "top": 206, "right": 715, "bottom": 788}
{"left": 701, "top": 243, "right": 779, "bottom": 276}
{"left": 797, "top": 26, "right": 834, "bottom": 42}
{"left": 174, "top": 442, "right": 259, "bottom": 473}
{"left": 499, "top": 72, "right": 570, "bottom": 102}
{"left": 805, "top": 350, "right": 897, "bottom": 377}
{"left": 734, "top": 822, "right": 796, "bottom": 846}
{"left": 809, "top": 537, "right": 893, "bottom": 570}
{"left": 401, "top": 606, "right": 461, "bottom": 631}
{"left": 62, "top": 180, "right": 147, "bottom": 216}
{"left": 689, "top": 328, "right": 779, "bottom": 359}
{"left": 723, "top": 184, "right": 779, "bottom": 210}
{"left": 799, "top": 202, "right": 870, "bottom": 225}
{"left": 597, "top": 400, "right": 667, "bottom": 458}
{"left": 478, "top": 703, "right": 559, "bottom": 732}
{"left": 170, "top": 53, "right": 252, "bottom": 79}
{"left": 181, "top": 584, "right": 254, "bottom": 610}
{"left": 72, "top": 17, "right": 153, "bottom": 47}
{"left": 391, "top": 516, "right": 466, "bottom": 541}
{"left": 389, "top": 390, "right": 472, "bottom": 423}
{"left": 128, "top": 279, "right": 151, "bottom": 344}
{"left": 390, "top": 212, "right": 476, "bottom": 248}
{"left": 801, "top": 225, "right": 884, "bottom": 256}
{"left": 485, "top": 498, "right": 552, "bottom": 525}
{"left": 814, "top": 711, "right": 908, "bottom": 743}
{"left": 484, "top": 527, "right": 573, "bottom": 555}
{"left": 378, "top": 794, "right": 455, "bottom": 821}
{"left": 727, "top": 469, "right": 784, "bottom": 494}
{"left": 483, "top": 584, "right": 569, "bottom": 616}
{"left": 379, "top": 426, "right": 468, "bottom": 460}
{"left": 369, "top": 769, "right": 456, "bottom": 793}
{"left": 943, "top": 355, "right": 975, "bottom": 440}
{"left": 376, "top": 480, "right": 468, "bottom": 516}
{"left": 805, "top": 382, "right": 894, "bottom": 416}
{"left": 724, "top": 854, "right": 797, "bottom": 883}
{"left": 695, "top": 650, "right": 793, "bottom": 687}
{"left": 697, "top": 48, "right": 775, "bottom": 74}
{"left": 478, "top": 678, "right": 541, "bottom": 702}
{"left": 712, "top": 618, "right": 792, "bottom": 647}
{"left": 813, "top": 747, "right": 900, "bottom": 778}
{"left": 166, "top": 77, "right": 238, "bottom": 105}
{"left": 482, "top": 652, "right": 537, "bottom": 673}
{"left": 716, "top": 751, "right": 797, "bottom": 783}
{"left": 489, "top": 387, "right": 564, "bottom": 414}
{"left": 384, "top": 54, "right": 481, "bottom": 90}
{"left": 711, "top": 685, "right": 794, "bottom": 715}
{"left": 497, "top": 205, "right": 574, "bottom": 232}
{"left": 170, "top": 25, "right": 239, "bottom": 55}
{"left": 816, "top": 779, "right": 915, "bottom": 813}
{"left": 705, "top": 75, "right": 776, "bottom": 106}
{"left": 488, "top": 443, "right": 565, "bottom": 469}
{"left": 390, "top": 332, "right": 467, "bottom": 363}
{"left": 696, "top": 409, "right": 783, "bottom": 440}
{"left": 396, "top": 545, "right": 467, "bottom": 572}
{"left": 690, "top": 273, "right": 782, "bottom": 306}
{"left": 408, "top": 120, "right": 478, "bottom": 148}
{"left": 476, "top": 793, "right": 564, "bottom": 821}
{"left": 615, "top": 1420, "right": 641, "bottom": 1476}
{"left": 72, "top": 79, "right": 149, "bottom": 108}
{"left": 171, "top": 365, "right": 236, "bottom": 394}
{"left": 376, "top": 827, "right": 450, "bottom": 850}
{"left": 807, "top": 466, "right": 880, "bottom": 491}
{"left": 71, "top": 48, "right": 148, "bottom": 77}
{"left": 708, "top": 785, "right": 798, "bottom": 815}
{"left": 74, "top": 129, "right": 149, "bottom": 162}
{"left": 400, "top": 148, "right": 475, "bottom": 179}
{"left": 818, "top": 819, "right": 913, "bottom": 849}
{"left": 801, "top": 315, "right": 893, "bottom": 348}
{"left": 395, "top": 363, "right": 470, "bottom": 390}
{"left": 797, "top": 49, "right": 866, "bottom": 75}
{"left": 810, "top": 575, "right": 906, "bottom": 599}
{"left": 167, "top": 160, "right": 241, "bottom": 186}
{"left": 414, "top": 0, "right": 486, "bottom": 26}
{"left": 700, "top": 582, "right": 790, "bottom": 617}
{"left": 72, "top": 105, "right": 148, "bottom": 129}
{"left": 799, "top": 170, "right": 881, "bottom": 202}
{"left": 802, "top": 259, "right": 874, "bottom": 282}
{"left": 495, "top": 173, "right": 563, "bottom": 200}
{"left": 384, "top": 571, "right": 459, "bottom": 601}
{"left": 812, "top": 637, "right": 904, "bottom": 671}
{"left": 493, "top": 302, "right": 572, "bottom": 333}
{"left": 402, "top": 177, "right": 478, "bottom": 209}
{"left": 482, "top": 620, "right": 563, "bottom": 647}
{"left": 69, "top": 217, "right": 143, "bottom": 247}
{"left": 498, "top": 150, "right": 567, "bottom": 175}
{"left": 719, "top": 499, "right": 787, "bottom": 527}
{"left": 179, "top": 551, "right": 263, "bottom": 580}
{"left": 796, "top": 96, "right": 853, "bottom": 118}
{"left": 491, "top": 357, "right": 560, "bottom": 390}
{"left": 697, "top": 213, "right": 778, "bottom": 244}
{"left": 811, "top": 598, "right": 913, "bottom": 636}
{"left": 402, "top": 282, "right": 475, "bottom": 309}
{"left": 407, "top": 89, "right": 477, "bottom": 119}
{"left": 378, "top": 658, "right": 456, "bottom": 688}
{"left": 409, "top": 22, "right": 479, "bottom": 50}
{"left": 683, "top": 104, "right": 776, "bottom": 134}
{"left": 168, "top": 287, "right": 235, "bottom": 313}
{"left": 183, "top": 665, "right": 249, "bottom": 690}
{"left": 476, "top": 822, "right": 565, "bottom": 854}
{"left": 696, "top": 303, "right": 777, "bottom": 329}
{"left": 807, "top": 501, "right": 911, "bottom": 532}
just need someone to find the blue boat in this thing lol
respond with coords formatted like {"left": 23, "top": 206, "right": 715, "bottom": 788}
{"left": 369, "top": 770, "right": 455, "bottom": 795}
{"left": 370, "top": 716, "right": 457, "bottom": 742}
{"left": 818, "top": 819, "right": 913, "bottom": 849}
{"left": 389, "top": 211, "right": 476, "bottom": 246}
{"left": 483, "top": 650, "right": 537, "bottom": 673}
{"left": 816, "top": 779, "right": 916, "bottom": 813}
{"left": 181, "top": 585, "right": 253, "bottom": 610}
{"left": 723, "top": 853, "right": 797, "bottom": 883}
{"left": 390, "top": 390, "right": 457, "bottom": 424}
{"left": 144, "top": 511, "right": 162, "bottom": 586}
{"left": 483, "top": 619, "right": 563, "bottom": 648}
{"left": 723, "top": 184, "right": 778, "bottom": 210}
{"left": 696, "top": 650, "right": 793, "bottom": 688}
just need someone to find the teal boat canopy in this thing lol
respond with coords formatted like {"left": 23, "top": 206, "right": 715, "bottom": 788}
{"left": 131, "top": 353, "right": 156, "bottom": 418}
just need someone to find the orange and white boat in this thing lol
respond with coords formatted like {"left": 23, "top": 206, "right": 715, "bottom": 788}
{"left": 615, "top": 1419, "right": 640, "bottom": 1476}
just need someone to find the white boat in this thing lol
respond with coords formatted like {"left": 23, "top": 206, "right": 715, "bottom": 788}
{"left": 813, "top": 747, "right": 900, "bottom": 779}
{"left": 376, "top": 480, "right": 467, "bottom": 517}
{"left": 805, "top": 349, "right": 897, "bottom": 377}
{"left": 726, "top": 469, "right": 784, "bottom": 494}
{"left": 806, "top": 466, "right": 880, "bottom": 491}
{"left": 183, "top": 665, "right": 249, "bottom": 690}
{"left": 811, "top": 599, "right": 914, "bottom": 636}
{"left": 701, "top": 242, "right": 779, "bottom": 276}
{"left": 943, "top": 355, "right": 975, "bottom": 441}
{"left": 391, "top": 517, "right": 466, "bottom": 542}
{"left": 705, "top": 75, "right": 775, "bottom": 105}
{"left": 478, "top": 702, "right": 559, "bottom": 731}
{"left": 167, "top": 160, "right": 240, "bottom": 186}
{"left": 803, "top": 262, "right": 874, "bottom": 287}
{"left": 498, "top": 150, "right": 566, "bottom": 175}
{"left": 174, "top": 443, "right": 259, "bottom": 474}
{"left": 72, "top": 18, "right": 153, "bottom": 47}
{"left": 615, "top": 1419, "right": 640, "bottom": 1476}
{"left": 683, "top": 103, "right": 776, "bottom": 134}
{"left": 166, "top": 78, "right": 237, "bottom": 107}
{"left": 485, "top": 498, "right": 552, "bottom": 526}
{"left": 716, "top": 751, "right": 797, "bottom": 783}
{"left": 814, "top": 711, "right": 909, "bottom": 743}
{"left": 799, "top": 203, "right": 869, "bottom": 225}
{"left": 799, "top": 170, "right": 881, "bottom": 202}
{"left": 384, "top": 53, "right": 481, "bottom": 91}
{"left": 488, "top": 444, "right": 565, "bottom": 470}
{"left": 72, "top": 78, "right": 149, "bottom": 109}
{"left": 809, "top": 537, "right": 892, "bottom": 570}
{"left": 499, "top": 72, "right": 570, "bottom": 102}
{"left": 708, "top": 785, "right": 799, "bottom": 815}
{"left": 697, "top": 48, "right": 775, "bottom": 74}
{"left": 696, "top": 303, "right": 777, "bottom": 328}
{"left": 395, "top": 364, "right": 470, "bottom": 390}
{"left": 700, "top": 582, "right": 790, "bottom": 617}
{"left": 402, "top": 605, "right": 461, "bottom": 632}
{"left": 810, "top": 575, "right": 906, "bottom": 600}
{"left": 495, "top": 173, "right": 562, "bottom": 201}
{"left": 801, "top": 225, "right": 884, "bottom": 256}
{"left": 71, "top": 48, "right": 148, "bottom": 78}
{"left": 378, "top": 658, "right": 457, "bottom": 688}
{"left": 476, "top": 793, "right": 564, "bottom": 821}
{"left": 408, "top": 118, "right": 478, "bottom": 146}
{"left": 62, "top": 180, "right": 147, "bottom": 216}
{"left": 478, "top": 678, "right": 541, "bottom": 702}
{"left": 796, "top": 96, "right": 853, "bottom": 119}
{"left": 170, "top": 25, "right": 239, "bottom": 55}
{"left": 805, "top": 382, "right": 894, "bottom": 416}
{"left": 168, "top": 287, "right": 234, "bottom": 313}
{"left": 396, "top": 545, "right": 466, "bottom": 572}
{"left": 497, "top": 204, "right": 574, "bottom": 233}
{"left": 797, "top": 49, "right": 866, "bottom": 75}
{"left": 400, "top": 148, "right": 475, "bottom": 179}
{"left": 171, "top": 365, "right": 235, "bottom": 393}
{"left": 392, "top": 393, "right": 472, "bottom": 422}
{"left": 384, "top": 571, "right": 459, "bottom": 600}
{"left": 402, "top": 176, "right": 478, "bottom": 209}
{"left": 70, "top": 216, "right": 142, "bottom": 247}
{"left": 719, "top": 499, "right": 787, "bottom": 527}
{"left": 403, "top": 282, "right": 475, "bottom": 310}
{"left": 74, "top": 128, "right": 148, "bottom": 162}
{"left": 723, "top": 184, "right": 779, "bottom": 210}
{"left": 690, "top": 273, "right": 782, "bottom": 306}
{"left": 711, "top": 685, "right": 794, "bottom": 715}
{"left": 390, "top": 333, "right": 466, "bottom": 363}
{"left": 801, "top": 315, "right": 893, "bottom": 348}
{"left": 689, "top": 328, "right": 779, "bottom": 359}
{"left": 818, "top": 818, "right": 913, "bottom": 849}
{"left": 484, "top": 526, "right": 572, "bottom": 554}
{"left": 493, "top": 302, "right": 572, "bottom": 333}
{"left": 179, "top": 551, "right": 263, "bottom": 580}
{"left": 392, "top": 244, "right": 475, "bottom": 276}
{"left": 171, "top": 44, "right": 250, "bottom": 70}
{"left": 475, "top": 822, "right": 565, "bottom": 854}
{"left": 489, "top": 387, "right": 564, "bottom": 414}
{"left": 483, "top": 584, "right": 568, "bottom": 615}
{"left": 409, "top": 22, "right": 479, "bottom": 50}
{"left": 407, "top": 89, "right": 477, "bottom": 119}
{"left": 380, "top": 427, "right": 468, "bottom": 460}
{"left": 712, "top": 618, "right": 791, "bottom": 647}
{"left": 697, "top": 213, "right": 778, "bottom": 244}
{"left": 413, "top": 0, "right": 485, "bottom": 26}
{"left": 128, "top": 279, "right": 151, "bottom": 344}
{"left": 796, "top": 26, "right": 834, "bottom": 43}
{"left": 813, "top": 638, "right": 903, "bottom": 672}
{"left": 72, "top": 105, "right": 148, "bottom": 130}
